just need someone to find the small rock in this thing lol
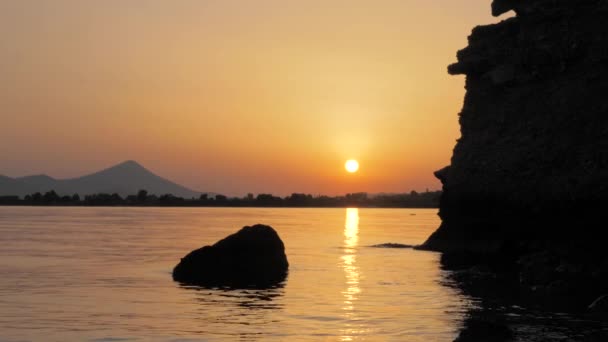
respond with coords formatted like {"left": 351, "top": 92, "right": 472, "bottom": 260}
{"left": 588, "top": 294, "right": 608, "bottom": 314}
{"left": 369, "top": 243, "right": 413, "bottom": 249}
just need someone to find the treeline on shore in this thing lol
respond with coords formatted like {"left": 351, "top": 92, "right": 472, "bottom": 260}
{"left": 0, "top": 190, "right": 441, "bottom": 208}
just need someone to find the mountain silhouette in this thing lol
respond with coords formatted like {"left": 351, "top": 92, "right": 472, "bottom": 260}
{"left": 0, "top": 160, "right": 202, "bottom": 198}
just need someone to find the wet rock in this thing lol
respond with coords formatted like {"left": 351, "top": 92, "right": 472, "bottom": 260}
{"left": 454, "top": 312, "right": 514, "bottom": 342}
{"left": 518, "top": 251, "right": 559, "bottom": 287}
{"left": 440, "top": 251, "right": 483, "bottom": 270}
{"left": 588, "top": 295, "right": 608, "bottom": 314}
{"left": 173, "top": 224, "right": 289, "bottom": 288}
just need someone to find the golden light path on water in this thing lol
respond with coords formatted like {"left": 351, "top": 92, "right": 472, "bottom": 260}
{"left": 341, "top": 208, "right": 363, "bottom": 341}
{"left": 0, "top": 207, "right": 485, "bottom": 341}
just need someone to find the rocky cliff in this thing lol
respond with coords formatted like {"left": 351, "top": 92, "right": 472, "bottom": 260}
{"left": 423, "top": 0, "right": 608, "bottom": 253}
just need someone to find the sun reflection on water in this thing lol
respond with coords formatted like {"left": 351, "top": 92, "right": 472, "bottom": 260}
{"left": 341, "top": 208, "right": 362, "bottom": 341}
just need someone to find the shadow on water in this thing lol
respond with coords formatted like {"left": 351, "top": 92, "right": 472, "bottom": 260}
{"left": 439, "top": 261, "right": 608, "bottom": 341}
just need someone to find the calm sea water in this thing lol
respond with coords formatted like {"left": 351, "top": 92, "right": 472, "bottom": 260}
{"left": 0, "top": 207, "right": 472, "bottom": 341}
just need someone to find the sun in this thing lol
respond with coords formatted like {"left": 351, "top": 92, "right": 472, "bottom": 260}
{"left": 345, "top": 159, "right": 359, "bottom": 173}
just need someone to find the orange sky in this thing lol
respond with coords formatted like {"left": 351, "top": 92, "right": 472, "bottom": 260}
{"left": 0, "top": 1, "right": 506, "bottom": 196}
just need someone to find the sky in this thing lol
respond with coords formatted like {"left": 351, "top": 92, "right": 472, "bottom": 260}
{"left": 0, "top": 1, "right": 505, "bottom": 196}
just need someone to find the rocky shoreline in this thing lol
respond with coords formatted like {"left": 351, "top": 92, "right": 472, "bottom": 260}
{"left": 419, "top": 0, "right": 608, "bottom": 339}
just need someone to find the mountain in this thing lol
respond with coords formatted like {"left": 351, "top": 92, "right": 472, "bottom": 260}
{"left": 0, "top": 161, "right": 202, "bottom": 198}
{"left": 0, "top": 175, "right": 40, "bottom": 197}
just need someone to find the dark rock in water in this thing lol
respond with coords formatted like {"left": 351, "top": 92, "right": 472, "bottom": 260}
{"left": 588, "top": 295, "right": 608, "bottom": 314}
{"left": 172, "top": 224, "right": 288, "bottom": 288}
{"left": 368, "top": 243, "right": 413, "bottom": 249}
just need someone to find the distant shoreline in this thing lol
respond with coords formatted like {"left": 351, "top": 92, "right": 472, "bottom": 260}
{"left": 0, "top": 204, "right": 438, "bottom": 209}
{"left": 0, "top": 190, "right": 441, "bottom": 209}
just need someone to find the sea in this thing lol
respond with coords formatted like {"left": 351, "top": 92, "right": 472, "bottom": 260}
{"left": 0, "top": 207, "right": 472, "bottom": 341}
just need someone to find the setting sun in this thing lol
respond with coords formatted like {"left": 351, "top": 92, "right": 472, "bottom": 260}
{"left": 345, "top": 160, "right": 360, "bottom": 173}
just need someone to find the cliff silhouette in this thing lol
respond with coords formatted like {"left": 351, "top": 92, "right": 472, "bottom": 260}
{"left": 424, "top": 0, "right": 608, "bottom": 252}
{"left": 420, "top": 1, "right": 608, "bottom": 339}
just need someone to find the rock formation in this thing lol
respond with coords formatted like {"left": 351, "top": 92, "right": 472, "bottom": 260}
{"left": 173, "top": 224, "right": 289, "bottom": 288}
{"left": 420, "top": 0, "right": 608, "bottom": 317}
{"left": 419, "top": 3, "right": 608, "bottom": 339}
{"left": 424, "top": 0, "right": 608, "bottom": 253}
